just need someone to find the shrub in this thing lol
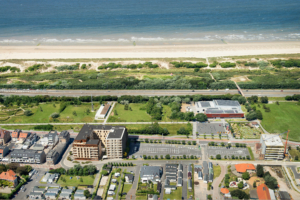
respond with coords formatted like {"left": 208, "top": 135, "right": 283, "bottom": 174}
{"left": 219, "top": 62, "right": 236, "bottom": 68}
{"left": 24, "top": 110, "right": 33, "bottom": 116}
{"left": 51, "top": 112, "right": 60, "bottom": 119}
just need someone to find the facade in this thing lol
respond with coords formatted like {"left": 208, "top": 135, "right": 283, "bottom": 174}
{"left": 73, "top": 124, "right": 128, "bottom": 160}
{"left": 19, "top": 132, "right": 30, "bottom": 143}
{"left": 95, "top": 103, "right": 111, "bottom": 120}
{"left": 46, "top": 131, "right": 59, "bottom": 147}
{"left": 0, "top": 146, "right": 9, "bottom": 159}
{"left": 47, "top": 131, "right": 70, "bottom": 164}
{"left": 0, "top": 170, "right": 18, "bottom": 187}
{"left": 10, "top": 149, "right": 46, "bottom": 164}
{"left": 0, "top": 129, "right": 11, "bottom": 145}
{"left": 260, "top": 134, "right": 285, "bottom": 160}
{"left": 195, "top": 100, "right": 244, "bottom": 118}
{"left": 140, "top": 166, "right": 162, "bottom": 183}
{"left": 24, "top": 133, "right": 38, "bottom": 147}
{"left": 125, "top": 174, "right": 134, "bottom": 183}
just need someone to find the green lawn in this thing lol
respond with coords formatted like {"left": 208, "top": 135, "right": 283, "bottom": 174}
{"left": 122, "top": 183, "right": 132, "bottom": 194}
{"left": 289, "top": 149, "right": 300, "bottom": 161}
{"left": 164, "top": 186, "right": 182, "bottom": 200}
{"left": 108, "top": 103, "right": 152, "bottom": 122}
{"left": 4, "top": 102, "right": 98, "bottom": 124}
{"left": 213, "top": 165, "right": 221, "bottom": 179}
{"left": 256, "top": 102, "right": 300, "bottom": 141}
{"left": 57, "top": 175, "right": 95, "bottom": 186}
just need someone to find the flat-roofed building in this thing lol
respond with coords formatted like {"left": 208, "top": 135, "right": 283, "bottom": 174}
{"left": 73, "top": 124, "right": 128, "bottom": 160}
{"left": 95, "top": 103, "right": 111, "bottom": 120}
{"left": 24, "top": 133, "right": 38, "bottom": 147}
{"left": 11, "top": 130, "right": 21, "bottom": 142}
{"left": 260, "top": 134, "right": 284, "bottom": 160}
{"left": 46, "top": 131, "right": 59, "bottom": 147}
{"left": 0, "top": 146, "right": 9, "bottom": 159}
{"left": 47, "top": 131, "right": 70, "bottom": 164}
{"left": 0, "top": 130, "right": 11, "bottom": 145}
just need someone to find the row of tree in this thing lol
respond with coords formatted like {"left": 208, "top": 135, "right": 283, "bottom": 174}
{"left": 49, "top": 164, "right": 97, "bottom": 176}
{"left": 127, "top": 122, "right": 169, "bottom": 135}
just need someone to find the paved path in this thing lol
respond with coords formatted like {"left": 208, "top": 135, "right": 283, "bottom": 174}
{"left": 212, "top": 164, "right": 226, "bottom": 200}
{"left": 126, "top": 165, "right": 141, "bottom": 200}
{"left": 283, "top": 166, "right": 300, "bottom": 193}
{"left": 104, "top": 102, "right": 115, "bottom": 124}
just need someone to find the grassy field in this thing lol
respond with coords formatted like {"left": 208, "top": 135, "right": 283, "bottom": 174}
{"left": 213, "top": 165, "right": 221, "bottom": 179}
{"left": 3, "top": 102, "right": 99, "bottom": 124}
{"left": 57, "top": 175, "right": 95, "bottom": 186}
{"left": 289, "top": 149, "right": 300, "bottom": 161}
{"left": 108, "top": 103, "right": 152, "bottom": 122}
{"left": 256, "top": 102, "right": 300, "bottom": 141}
{"left": 163, "top": 185, "right": 182, "bottom": 200}
{"left": 122, "top": 184, "right": 132, "bottom": 194}
{"left": 230, "top": 123, "right": 263, "bottom": 139}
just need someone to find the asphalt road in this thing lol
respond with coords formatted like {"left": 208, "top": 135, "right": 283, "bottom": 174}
{"left": 1, "top": 89, "right": 300, "bottom": 97}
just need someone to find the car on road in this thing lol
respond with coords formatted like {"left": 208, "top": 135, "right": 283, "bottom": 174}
{"left": 130, "top": 171, "right": 133, "bottom": 173}
{"left": 122, "top": 193, "right": 127, "bottom": 195}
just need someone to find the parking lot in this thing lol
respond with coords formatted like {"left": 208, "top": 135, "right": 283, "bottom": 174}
{"left": 207, "top": 146, "right": 250, "bottom": 158}
{"left": 130, "top": 143, "right": 201, "bottom": 158}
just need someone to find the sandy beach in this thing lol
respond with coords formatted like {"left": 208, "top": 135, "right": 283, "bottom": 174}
{"left": 0, "top": 42, "right": 300, "bottom": 59}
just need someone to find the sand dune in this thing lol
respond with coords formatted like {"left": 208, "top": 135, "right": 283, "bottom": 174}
{"left": 0, "top": 42, "right": 300, "bottom": 59}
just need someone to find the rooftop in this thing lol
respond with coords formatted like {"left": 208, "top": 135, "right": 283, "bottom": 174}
{"left": 0, "top": 130, "right": 10, "bottom": 138}
{"left": 101, "top": 103, "right": 111, "bottom": 115}
{"left": 235, "top": 163, "right": 256, "bottom": 173}
{"left": 257, "top": 183, "right": 271, "bottom": 200}
{"left": 196, "top": 123, "right": 226, "bottom": 134}
{"left": 220, "top": 188, "right": 229, "bottom": 194}
{"left": 214, "top": 100, "right": 241, "bottom": 107}
{"left": 0, "top": 170, "right": 17, "bottom": 181}
{"left": 261, "top": 134, "right": 284, "bottom": 147}
{"left": 59, "top": 130, "right": 69, "bottom": 138}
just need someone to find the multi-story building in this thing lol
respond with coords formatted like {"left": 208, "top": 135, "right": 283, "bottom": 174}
{"left": 140, "top": 166, "right": 162, "bottom": 183}
{"left": 45, "top": 131, "right": 59, "bottom": 147}
{"left": 19, "top": 132, "right": 30, "bottom": 143}
{"left": 24, "top": 133, "right": 39, "bottom": 147}
{"left": 73, "top": 124, "right": 128, "bottom": 160}
{"left": 10, "top": 149, "right": 46, "bottom": 164}
{"left": 260, "top": 134, "right": 285, "bottom": 160}
{"left": 0, "top": 146, "right": 9, "bottom": 159}
{"left": 11, "top": 129, "right": 21, "bottom": 142}
{"left": 0, "top": 130, "right": 11, "bottom": 145}
{"left": 46, "top": 131, "right": 70, "bottom": 164}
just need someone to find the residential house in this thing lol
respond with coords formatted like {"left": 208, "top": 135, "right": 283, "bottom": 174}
{"left": 61, "top": 189, "right": 73, "bottom": 194}
{"left": 278, "top": 191, "right": 291, "bottom": 200}
{"left": 177, "top": 177, "right": 183, "bottom": 187}
{"left": 125, "top": 174, "right": 134, "bottom": 183}
{"left": 204, "top": 174, "right": 208, "bottom": 183}
{"left": 0, "top": 169, "right": 18, "bottom": 187}
{"left": 203, "top": 161, "right": 209, "bottom": 175}
{"left": 209, "top": 168, "right": 214, "bottom": 175}
{"left": 178, "top": 164, "right": 183, "bottom": 172}
{"left": 109, "top": 185, "right": 116, "bottom": 191}
{"left": 148, "top": 194, "right": 158, "bottom": 200}
{"left": 198, "top": 171, "right": 203, "bottom": 180}
{"left": 209, "top": 162, "right": 213, "bottom": 169}
{"left": 209, "top": 173, "right": 213, "bottom": 182}
{"left": 74, "top": 193, "right": 86, "bottom": 200}
{"left": 107, "top": 191, "right": 115, "bottom": 196}
{"left": 188, "top": 164, "right": 192, "bottom": 172}
{"left": 235, "top": 164, "right": 256, "bottom": 173}
{"left": 32, "top": 143, "right": 45, "bottom": 150}
{"left": 250, "top": 189, "right": 258, "bottom": 200}
{"left": 11, "top": 130, "right": 21, "bottom": 142}
{"left": 75, "top": 190, "right": 84, "bottom": 194}
{"left": 47, "top": 189, "right": 59, "bottom": 194}
{"left": 29, "top": 192, "right": 43, "bottom": 199}
{"left": 140, "top": 166, "right": 162, "bottom": 183}
{"left": 42, "top": 173, "right": 51, "bottom": 182}
{"left": 256, "top": 183, "right": 271, "bottom": 200}
{"left": 166, "top": 164, "right": 177, "bottom": 169}
{"left": 58, "top": 130, "right": 70, "bottom": 143}
{"left": 194, "top": 165, "right": 202, "bottom": 174}
{"left": 178, "top": 171, "right": 183, "bottom": 179}
{"left": 46, "top": 131, "right": 59, "bottom": 147}
{"left": 59, "top": 193, "right": 71, "bottom": 200}
{"left": 0, "top": 129, "right": 11, "bottom": 145}
{"left": 33, "top": 187, "right": 46, "bottom": 194}
{"left": 44, "top": 193, "right": 57, "bottom": 199}
{"left": 0, "top": 146, "right": 9, "bottom": 159}
{"left": 188, "top": 179, "right": 192, "bottom": 190}
{"left": 188, "top": 171, "right": 192, "bottom": 179}
{"left": 19, "top": 132, "right": 30, "bottom": 143}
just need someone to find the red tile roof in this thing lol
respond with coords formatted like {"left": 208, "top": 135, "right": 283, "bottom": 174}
{"left": 11, "top": 132, "right": 19, "bottom": 138}
{"left": 0, "top": 130, "right": 9, "bottom": 139}
{"left": 19, "top": 132, "right": 28, "bottom": 139}
{"left": 220, "top": 188, "right": 229, "bottom": 194}
{"left": 0, "top": 170, "right": 17, "bottom": 181}
{"left": 235, "top": 163, "right": 256, "bottom": 173}
{"left": 257, "top": 183, "right": 271, "bottom": 200}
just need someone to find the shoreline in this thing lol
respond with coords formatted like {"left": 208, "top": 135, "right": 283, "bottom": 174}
{"left": 1, "top": 41, "right": 300, "bottom": 59}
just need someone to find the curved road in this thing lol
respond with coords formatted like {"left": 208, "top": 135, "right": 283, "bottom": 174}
{"left": 1, "top": 89, "right": 300, "bottom": 97}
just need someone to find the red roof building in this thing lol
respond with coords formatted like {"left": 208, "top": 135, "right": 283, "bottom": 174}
{"left": 235, "top": 163, "right": 256, "bottom": 173}
{"left": 0, "top": 170, "right": 18, "bottom": 187}
{"left": 257, "top": 183, "right": 271, "bottom": 200}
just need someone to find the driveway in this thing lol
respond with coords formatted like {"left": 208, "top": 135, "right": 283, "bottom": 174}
{"left": 194, "top": 173, "right": 206, "bottom": 200}
{"left": 126, "top": 165, "right": 141, "bottom": 200}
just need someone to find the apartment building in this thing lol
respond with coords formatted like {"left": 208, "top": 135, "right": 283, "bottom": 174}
{"left": 260, "top": 134, "right": 285, "bottom": 160}
{"left": 0, "top": 146, "right": 9, "bottom": 159}
{"left": 46, "top": 131, "right": 59, "bottom": 147}
{"left": 0, "top": 130, "right": 11, "bottom": 145}
{"left": 11, "top": 129, "right": 21, "bottom": 142}
{"left": 73, "top": 124, "right": 128, "bottom": 160}
{"left": 47, "top": 131, "right": 70, "bottom": 164}
{"left": 10, "top": 149, "right": 46, "bottom": 164}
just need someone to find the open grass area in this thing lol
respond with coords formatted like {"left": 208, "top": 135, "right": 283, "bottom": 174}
{"left": 3, "top": 102, "right": 98, "bottom": 124}
{"left": 57, "top": 175, "right": 95, "bottom": 187}
{"left": 213, "top": 165, "right": 221, "bottom": 179}
{"left": 108, "top": 103, "right": 152, "bottom": 122}
{"left": 230, "top": 122, "right": 263, "bottom": 139}
{"left": 122, "top": 184, "right": 132, "bottom": 194}
{"left": 163, "top": 186, "right": 182, "bottom": 200}
{"left": 256, "top": 102, "right": 300, "bottom": 141}
{"left": 289, "top": 149, "right": 300, "bottom": 161}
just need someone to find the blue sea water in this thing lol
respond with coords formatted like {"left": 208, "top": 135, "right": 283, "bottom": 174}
{"left": 0, "top": 0, "right": 299, "bottom": 45}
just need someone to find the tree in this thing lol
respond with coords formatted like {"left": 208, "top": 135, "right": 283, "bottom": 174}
{"left": 80, "top": 177, "right": 83, "bottom": 182}
{"left": 177, "top": 127, "right": 189, "bottom": 136}
{"left": 86, "top": 109, "right": 90, "bottom": 115}
{"left": 165, "top": 154, "right": 170, "bottom": 159}
{"left": 256, "top": 110, "right": 263, "bottom": 120}
{"left": 238, "top": 182, "right": 244, "bottom": 189}
{"left": 216, "top": 154, "right": 221, "bottom": 159}
{"left": 207, "top": 194, "right": 212, "bottom": 200}
{"left": 246, "top": 111, "right": 257, "bottom": 120}
{"left": 296, "top": 156, "right": 299, "bottom": 161}
{"left": 155, "top": 155, "right": 158, "bottom": 159}
{"left": 101, "top": 170, "right": 108, "bottom": 176}
{"left": 51, "top": 112, "right": 60, "bottom": 119}
{"left": 195, "top": 113, "right": 207, "bottom": 122}
{"left": 261, "top": 96, "right": 268, "bottom": 104}
{"left": 114, "top": 110, "right": 118, "bottom": 115}
{"left": 256, "top": 165, "right": 264, "bottom": 177}
{"left": 40, "top": 106, "right": 43, "bottom": 112}
{"left": 238, "top": 96, "right": 247, "bottom": 105}
{"left": 16, "top": 167, "right": 28, "bottom": 175}
{"left": 73, "top": 111, "right": 77, "bottom": 116}
{"left": 84, "top": 190, "right": 91, "bottom": 198}
{"left": 24, "top": 110, "right": 33, "bottom": 116}
{"left": 192, "top": 141, "right": 196, "bottom": 145}
{"left": 230, "top": 189, "right": 247, "bottom": 199}
{"left": 221, "top": 142, "right": 225, "bottom": 147}
{"left": 242, "top": 172, "right": 250, "bottom": 180}
{"left": 253, "top": 181, "right": 256, "bottom": 188}
{"left": 264, "top": 174, "right": 278, "bottom": 189}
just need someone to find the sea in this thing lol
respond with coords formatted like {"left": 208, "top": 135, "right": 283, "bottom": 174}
{"left": 0, "top": 0, "right": 299, "bottom": 46}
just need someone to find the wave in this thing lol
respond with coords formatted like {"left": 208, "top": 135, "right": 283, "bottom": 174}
{"left": 0, "top": 33, "right": 299, "bottom": 44}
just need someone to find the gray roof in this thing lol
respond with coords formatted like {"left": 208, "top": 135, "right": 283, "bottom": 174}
{"left": 166, "top": 168, "right": 177, "bottom": 173}
{"left": 165, "top": 179, "right": 170, "bottom": 185}
{"left": 45, "top": 193, "right": 56, "bottom": 197}
{"left": 250, "top": 190, "right": 258, "bottom": 199}
{"left": 75, "top": 124, "right": 125, "bottom": 141}
{"left": 140, "top": 166, "right": 161, "bottom": 178}
{"left": 178, "top": 164, "right": 183, "bottom": 171}
{"left": 278, "top": 191, "right": 290, "bottom": 200}
{"left": 177, "top": 177, "right": 182, "bottom": 185}
{"left": 188, "top": 165, "right": 192, "bottom": 172}
{"left": 29, "top": 192, "right": 43, "bottom": 196}
{"left": 148, "top": 194, "right": 158, "bottom": 200}
{"left": 206, "top": 108, "right": 239, "bottom": 114}
{"left": 198, "top": 171, "right": 203, "bottom": 177}
{"left": 178, "top": 171, "right": 183, "bottom": 178}
{"left": 33, "top": 188, "right": 45, "bottom": 193}
{"left": 125, "top": 174, "right": 134, "bottom": 181}
{"left": 61, "top": 189, "right": 73, "bottom": 194}
{"left": 214, "top": 100, "right": 240, "bottom": 107}
{"left": 11, "top": 149, "right": 44, "bottom": 158}
{"left": 188, "top": 179, "right": 192, "bottom": 188}
{"left": 165, "top": 174, "right": 177, "bottom": 179}
{"left": 209, "top": 162, "right": 213, "bottom": 168}
{"left": 47, "top": 188, "right": 59, "bottom": 194}
{"left": 196, "top": 123, "right": 226, "bottom": 134}
{"left": 47, "top": 131, "right": 58, "bottom": 140}
{"left": 204, "top": 174, "right": 208, "bottom": 181}
{"left": 166, "top": 164, "right": 177, "bottom": 168}
{"left": 0, "top": 145, "right": 8, "bottom": 150}
{"left": 199, "top": 101, "right": 211, "bottom": 107}
{"left": 75, "top": 190, "right": 84, "bottom": 194}
{"left": 59, "top": 130, "right": 69, "bottom": 138}
{"left": 209, "top": 173, "right": 213, "bottom": 181}
{"left": 86, "top": 139, "right": 99, "bottom": 145}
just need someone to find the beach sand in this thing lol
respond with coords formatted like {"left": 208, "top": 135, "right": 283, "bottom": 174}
{"left": 0, "top": 41, "right": 300, "bottom": 59}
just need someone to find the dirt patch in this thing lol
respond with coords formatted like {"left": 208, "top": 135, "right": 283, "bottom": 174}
{"left": 181, "top": 103, "right": 193, "bottom": 113}
{"left": 248, "top": 176, "right": 264, "bottom": 187}
{"left": 231, "top": 76, "right": 251, "bottom": 82}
